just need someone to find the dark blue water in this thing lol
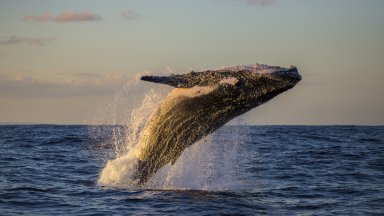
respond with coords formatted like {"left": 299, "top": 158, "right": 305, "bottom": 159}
{"left": 1, "top": 125, "right": 383, "bottom": 215}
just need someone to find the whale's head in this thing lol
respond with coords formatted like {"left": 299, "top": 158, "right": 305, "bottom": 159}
{"left": 206, "top": 64, "right": 301, "bottom": 108}
{"left": 214, "top": 64, "right": 301, "bottom": 88}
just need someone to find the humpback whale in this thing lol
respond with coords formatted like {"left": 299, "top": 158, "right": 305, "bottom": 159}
{"left": 132, "top": 64, "right": 301, "bottom": 184}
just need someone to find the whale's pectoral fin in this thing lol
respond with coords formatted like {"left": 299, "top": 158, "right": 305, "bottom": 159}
{"left": 141, "top": 71, "right": 222, "bottom": 88}
{"left": 141, "top": 74, "right": 195, "bottom": 88}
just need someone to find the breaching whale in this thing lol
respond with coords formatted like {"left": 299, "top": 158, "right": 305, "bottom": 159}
{"left": 133, "top": 64, "right": 301, "bottom": 184}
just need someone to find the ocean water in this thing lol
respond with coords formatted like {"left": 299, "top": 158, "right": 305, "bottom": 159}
{"left": 0, "top": 125, "right": 383, "bottom": 215}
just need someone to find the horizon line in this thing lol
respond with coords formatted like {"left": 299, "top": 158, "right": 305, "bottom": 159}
{"left": 1, "top": 122, "right": 383, "bottom": 127}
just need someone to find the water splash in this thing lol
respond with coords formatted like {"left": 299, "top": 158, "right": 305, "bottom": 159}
{"left": 145, "top": 119, "right": 248, "bottom": 191}
{"left": 97, "top": 84, "right": 168, "bottom": 187}
{"left": 94, "top": 73, "right": 249, "bottom": 190}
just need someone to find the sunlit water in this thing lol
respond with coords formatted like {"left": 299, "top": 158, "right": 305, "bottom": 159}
{"left": 1, "top": 125, "right": 383, "bottom": 215}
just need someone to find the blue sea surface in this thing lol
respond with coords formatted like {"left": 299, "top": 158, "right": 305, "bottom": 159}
{"left": 0, "top": 125, "right": 383, "bottom": 215}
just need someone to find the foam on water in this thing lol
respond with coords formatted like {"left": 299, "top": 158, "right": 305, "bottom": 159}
{"left": 98, "top": 150, "right": 139, "bottom": 187}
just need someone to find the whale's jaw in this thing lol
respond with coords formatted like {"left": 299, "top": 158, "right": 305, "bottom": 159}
{"left": 133, "top": 64, "right": 301, "bottom": 184}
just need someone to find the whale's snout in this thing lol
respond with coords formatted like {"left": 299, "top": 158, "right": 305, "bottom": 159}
{"left": 285, "top": 66, "right": 302, "bottom": 82}
{"left": 268, "top": 65, "right": 301, "bottom": 85}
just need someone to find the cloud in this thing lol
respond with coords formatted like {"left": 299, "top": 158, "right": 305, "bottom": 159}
{"left": 54, "top": 11, "right": 101, "bottom": 22}
{"left": 0, "top": 36, "right": 22, "bottom": 45}
{"left": 23, "top": 37, "right": 54, "bottom": 46}
{"left": 21, "top": 11, "right": 102, "bottom": 23}
{"left": 239, "top": 0, "right": 276, "bottom": 6}
{"left": 21, "top": 12, "right": 53, "bottom": 22}
{"left": 121, "top": 10, "right": 140, "bottom": 20}
{"left": 0, "top": 36, "right": 54, "bottom": 46}
{"left": 0, "top": 73, "right": 129, "bottom": 98}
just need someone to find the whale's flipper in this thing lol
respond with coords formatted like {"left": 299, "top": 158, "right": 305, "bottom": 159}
{"left": 141, "top": 71, "right": 230, "bottom": 88}
{"left": 141, "top": 74, "right": 193, "bottom": 88}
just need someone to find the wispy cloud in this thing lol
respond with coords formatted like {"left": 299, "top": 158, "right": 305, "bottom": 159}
{"left": 0, "top": 73, "right": 129, "bottom": 98}
{"left": 21, "top": 11, "right": 102, "bottom": 23}
{"left": 0, "top": 36, "right": 54, "bottom": 46}
{"left": 121, "top": 10, "right": 140, "bottom": 20}
{"left": 239, "top": 0, "right": 276, "bottom": 6}
{"left": 0, "top": 36, "right": 22, "bottom": 45}
{"left": 54, "top": 11, "right": 101, "bottom": 22}
{"left": 21, "top": 12, "right": 53, "bottom": 22}
{"left": 23, "top": 37, "right": 54, "bottom": 46}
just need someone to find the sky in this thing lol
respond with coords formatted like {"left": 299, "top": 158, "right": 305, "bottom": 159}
{"left": 0, "top": 0, "right": 383, "bottom": 125}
